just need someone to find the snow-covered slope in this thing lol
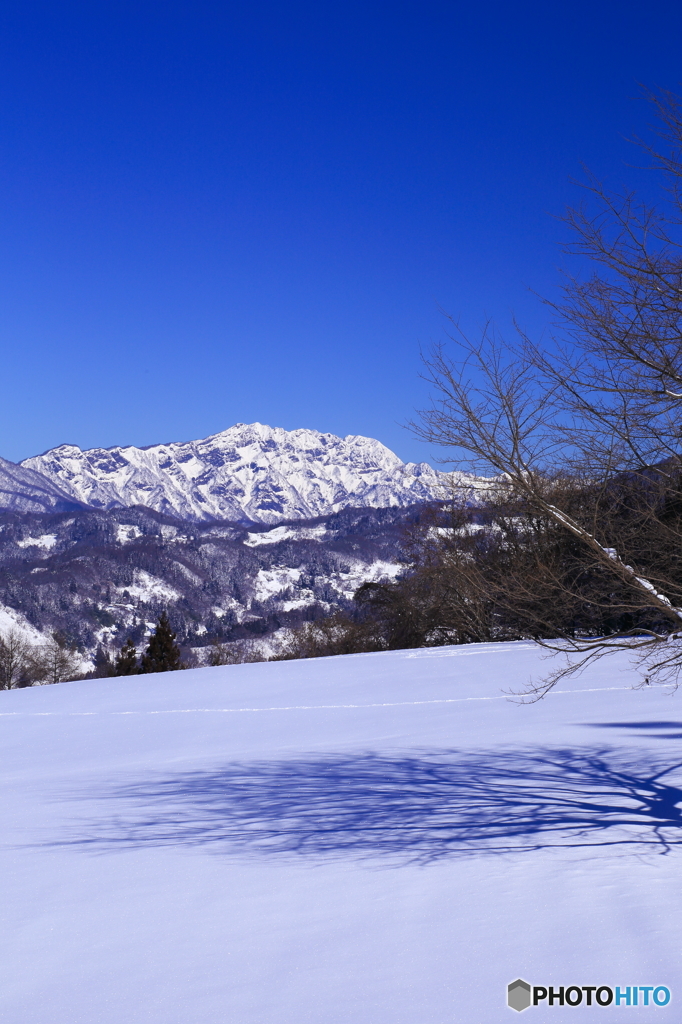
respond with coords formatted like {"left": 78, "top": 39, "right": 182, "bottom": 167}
{"left": 1, "top": 643, "right": 680, "bottom": 1023}
{"left": 21, "top": 422, "right": 464, "bottom": 523}
{"left": 0, "top": 600, "right": 46, "bottom": 645}
{"left": 0, "top": 455, "right": 86, "bottom": 514}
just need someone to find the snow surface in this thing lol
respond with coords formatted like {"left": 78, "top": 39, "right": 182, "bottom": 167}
{"left": 116, "top": 569, "right": 181, "bottom": 604}
{"left": 15, "top": 533, "right": 57, "bottom": 551}
{"left": 116, "top": 524, "right": 143, "bottom": 544}
{"left": 250, "top": 557, "right": 402, "bottom": 611}
{"left": 1, "top": 642, "right": 681, "bottom": 1023}
{"left": 244, "top": 524, "right": 329, "bottom": 546}
{"left": 0, "top": 601, "right": 45, "bottom": 644}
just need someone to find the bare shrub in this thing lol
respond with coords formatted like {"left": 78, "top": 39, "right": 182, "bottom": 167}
{"left": 206, "top": 640, "right": 265, "bottom": 666}
{"left": 271, "top": 613, "right": 386, "bottom": 661}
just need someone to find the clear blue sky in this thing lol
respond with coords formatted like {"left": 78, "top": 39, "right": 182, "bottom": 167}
{"left": 0, "top": 0, "right": 680, "bottom": 465}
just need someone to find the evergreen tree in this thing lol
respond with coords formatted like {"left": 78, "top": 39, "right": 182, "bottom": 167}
{"left": 114, "top": 636, "right": 139, "bottom": 676}
{"left": 140, "top": 612, "right": 182, "bottom": 674}
{"left": 93, "top": 645, "right": 115, "bottom": 678}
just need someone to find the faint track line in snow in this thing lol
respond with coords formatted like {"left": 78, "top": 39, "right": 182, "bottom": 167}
{"left": 0, "top": 685, "right": 639, "bottom": 716}
{"left": 403, "top": 644, "right": 537, "bottom": 658}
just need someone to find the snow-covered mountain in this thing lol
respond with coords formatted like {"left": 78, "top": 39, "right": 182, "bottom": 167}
{"left": 0, "top": 455, "right": 86, "bottom": 514}
{"left": 21, "top": 422, "right": 459, "bottom": 523}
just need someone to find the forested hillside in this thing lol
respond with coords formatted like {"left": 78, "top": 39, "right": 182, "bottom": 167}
{"left": 0, "top": 503, "right": 426, "bottom": 659}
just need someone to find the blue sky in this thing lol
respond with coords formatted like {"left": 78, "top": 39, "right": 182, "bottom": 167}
{"left": 0, "top": 1, "right": 681, "bottom": 466}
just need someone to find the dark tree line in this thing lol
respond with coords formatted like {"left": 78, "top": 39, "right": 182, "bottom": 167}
{"left": 1, "top": 611, "right": 190, "bottom": 688}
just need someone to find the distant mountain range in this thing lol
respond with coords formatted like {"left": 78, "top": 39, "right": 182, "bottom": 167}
{"left": 19, "top": 422, "right": 465, "bottom": 523}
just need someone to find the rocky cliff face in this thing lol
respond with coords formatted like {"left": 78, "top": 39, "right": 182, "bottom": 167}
{"left": 22, "top": 422, "right": 457, "bottom": 523}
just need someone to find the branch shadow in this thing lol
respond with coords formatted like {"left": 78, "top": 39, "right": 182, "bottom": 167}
{"left": 582, "top": 721, "right": 682, "bottom": 739}
{"left": 60, "top": 746, "right": 682, "bottom": 863}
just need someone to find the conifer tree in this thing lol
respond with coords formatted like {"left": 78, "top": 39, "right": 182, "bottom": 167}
{"left": 93, "top": 645, "right": 115, "bottom": 678}
{"left": 114, "top": 637, "right": 139, "bottom": 676}
{"left": 140, "top": 612, "right": 182, "bottom": 674}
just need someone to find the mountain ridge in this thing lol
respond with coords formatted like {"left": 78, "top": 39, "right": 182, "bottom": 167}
{"left": 20, "top": 422, "right": 461, "bottom": 524}
{"left": 0, "top": 455, "right": 88, "bottom": 514}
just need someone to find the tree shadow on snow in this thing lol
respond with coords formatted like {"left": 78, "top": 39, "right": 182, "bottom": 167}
{"left": 63, "top": 747, "right": 682, "bottom": 863}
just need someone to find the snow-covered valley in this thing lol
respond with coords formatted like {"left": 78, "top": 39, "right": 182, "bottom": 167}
{"left": 1, "top": 641, "right": 680, "bottom": 1022}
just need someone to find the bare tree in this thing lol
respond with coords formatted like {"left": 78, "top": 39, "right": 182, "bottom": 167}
{"left": 537, "top": 93, "right": 682, "bottom": 476}
{"left": 31, "top": 634, "right": 82, "bottom": 685}
{"left": 206, "top": 639, "right": 264, "bottom": 666}
{"left": 414, "top": 90, "right": 682, "bottom": 696}
{"left": 0, "top": 630, "right": 33, "bottom": 689}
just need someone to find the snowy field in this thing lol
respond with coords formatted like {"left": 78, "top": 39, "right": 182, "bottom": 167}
{"left": 1, "top": 642, "right": 681, "bottom": 1023}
